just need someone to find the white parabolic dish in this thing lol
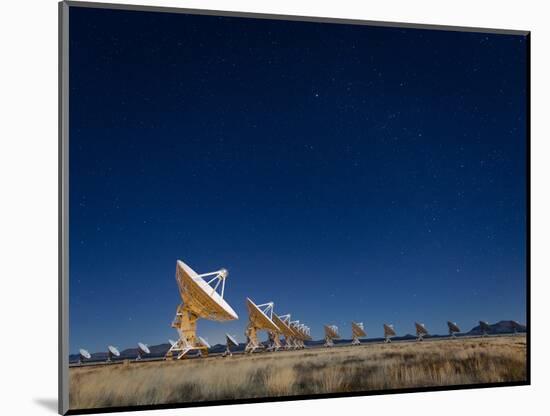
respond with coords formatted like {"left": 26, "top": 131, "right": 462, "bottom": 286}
{"left": 325, "top": 325, "right": 339, "bottom": 338}
{"left": 415, "top": 323, "right": 428, "bottom": 334}
{"left": 272, "top": 314, "right": 294, "bottom": 336}
{"left": 246, "top": 298, "right": 279, "bottom": 332}
{"left": 198, "top": 336, "right": 210, "bottom": 349}
{"left": 384, "top": 324, "right": 396, "bottom": 336}
{"left": 176, "top": 260, "right": 238, "bottom": 321}
{"left": 79, "top": 349, "right": 91, "bottom": 359}
{"left": 352, "top": 322, "right": 366, "bottom": 337}
{"left": 226, "top": 333, "right": 239, "bottom": 347}
{"left": 448, "top": 321, "right": 460, "bottom": 332}
{"left": 108, "top": 345, "right": 120, "bottom": 356}
{"left": 138, "top": 342, "right": 150, "bottom": 354}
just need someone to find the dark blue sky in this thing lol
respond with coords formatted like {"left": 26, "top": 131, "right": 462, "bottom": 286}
{"left": 69, "top": 6, "right": 527, "bottom": 353}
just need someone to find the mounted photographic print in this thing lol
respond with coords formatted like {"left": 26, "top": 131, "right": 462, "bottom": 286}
{"left": 59, "top": 1, "right": 530, "bottom": 414}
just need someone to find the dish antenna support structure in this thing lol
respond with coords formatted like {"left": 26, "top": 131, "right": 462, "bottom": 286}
{"left": 351, "top": 322, "right": 367, "bottom": 345}
{"left": 324, "top": 325, "right": 340, "bottom": 347}
{"left": 166, "top": 260, "right": 238, "bottom": 359}
{"left": 245, "top": 298, "right": 280, "bottom": 353}
{"left": 447, "top": 321, "right": 461, "bottom": 338}
{"left": 383, "top": 324, "right": 396, "bottom": 343}
{"left": 479, "top": 321, "right": 491, "bottom": 337}
{"left": 415, "top": 322, "right": 429, "bottom": 341}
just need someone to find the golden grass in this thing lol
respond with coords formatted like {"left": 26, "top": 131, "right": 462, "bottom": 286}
{"left": 69, "top": 335, "right": 526, "bottom": 410}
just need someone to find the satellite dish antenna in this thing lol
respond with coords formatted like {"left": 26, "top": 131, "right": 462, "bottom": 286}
{"left": 136, "top": 342, "right": 150, "bottom": 361}
{"left": 324, "top": 325, "right": 340, "bottom": 347}
{"left": 302, "top": 325, "right": 312, "bottom": 347}
{"left": 415, "top": 323, "right": 429, "bottom": 341}
{"left": 479, "top": 321, "right": 491, "bottom": 337}
{"left": 166, "top": 260, "right": 238, "bottom": 360}
{"left": 79, "top": 348, "right": 91, "bottom": 364}
{"left": 295, "top": 323, "right": 310, "bottom": 349}
{"left": 196, "top": 336, "right": 210, "bottom": 356}
{"left": 447, "top": 321, "right": 461, "bottom": 338}
{"left": 107, "top": 345, "right": 120, "bottom": 362}
{"left": 289, "top": 320, "right": 302, "bottom": 349}
{"left": 244, "top": 298, "right": 279, "bottom": 353}
{"left": 273, "top": 314, "right": 296, "bottom": 350}
{"left": 223, "top": 333, "right": 239, "bottom": 357}
{"left": 168, "top": 339, "right": 176, "bottom": 347}
{"left": 383, "top": 324, "right": 396, "bottom": 343}
{"left": 351, "top": 322, "right": 367, "bottom": 345}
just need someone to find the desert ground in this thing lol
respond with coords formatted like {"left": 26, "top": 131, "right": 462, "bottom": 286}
{"left": 69, "top": 335, "right": 526, "bottom": 410}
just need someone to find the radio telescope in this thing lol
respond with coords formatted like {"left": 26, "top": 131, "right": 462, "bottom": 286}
{"left": 168, "top": 339, "right": 176, "bottom": 347}
{"left": 289, "top": 320, "right": 303, "bottom": 349}
{"left": 351, "top": 322, "right": 367, "bottom": 345}
{"left": 415, "top": 323, "right": 429, "bottom": 341}
{"left": 479, "top": 321, "right": 491, "bottom": 337}
{"left": 136, "top": 342, "right": 150, "bottom": 361}
{"left": 296, "top": 323, "right": 311, "bottom": 348}
{"left": 107, "top": 345, "right": 120, "bottom": 362}
{"left": 273, "top": 314, "right": 296, "bottom": 349}
{"left": 245, "top": 298, "right": 280, "bottom": 353}
{"left": 79, "top": 348, "right": 91, "bottom": 365}
{"left": 292, "top": 322, "right": 305, "bottom": 349}
{"left": 166, "top": 260, "right": 238, "bottom": 360}
{"left": 324, "top": 325, "right": 340, "bottom": 347}
{"left": 447, "top": 321, "right": 461, "bottom": 338}
{"left": 223, "top": 333, "right": 239, "bottom": 357}
{"left": 383, "top": 324, "right": 396, "bottom": 343}
{"left": 303, "top": 325, "right": 312, "bottom": 346}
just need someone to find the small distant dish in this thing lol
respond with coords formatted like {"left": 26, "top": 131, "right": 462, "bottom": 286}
{"left": 198, "top": 336, "right": 210, "bottom": 349}
{"left": 223, "top": 333, "right": 239, "bottom": 357}
{"left": 79, "top": 348, "right": 91, "bottom": 363}
{"left": 415, "top": 322, "right": 429, "bottom": 341}
{"left": 226, "top": 333, "right": 238, "bottom": 347}
{"left": 324, "top": 325, "right": 339, "bottom": 347}
{"left": 384, "top": 323, "right": 396, "bottom": 343}
{"left": 136, "top": 342, "right": 150, "bottom": 360}
{"left": 107, "top": 345, "right": 120, "bottom": 362}
{"left": 447, "top": 321, "right": 461, "bottom": 338}
{"left": 351, "top": 322, "right": 366, "bottom": 345}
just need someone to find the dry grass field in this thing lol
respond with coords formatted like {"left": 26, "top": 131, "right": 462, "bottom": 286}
{"left": 69, "top": 335, "right": 526, "bottom": 410}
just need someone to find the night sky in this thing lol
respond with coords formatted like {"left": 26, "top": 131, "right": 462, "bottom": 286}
{"left": 69, "top": 6, "right": 528, "bottom": 353}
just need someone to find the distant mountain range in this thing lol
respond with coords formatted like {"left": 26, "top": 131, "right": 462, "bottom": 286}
{"left": 69, "top": 320, "right": 526, "bottom": 364}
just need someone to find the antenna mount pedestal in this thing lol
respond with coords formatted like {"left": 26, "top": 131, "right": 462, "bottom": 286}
{"left": 245, "top": 324, "right": 261, "bottom": 353}
{"left": 165, "top": 304, "right": 209, "bottom": 359}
